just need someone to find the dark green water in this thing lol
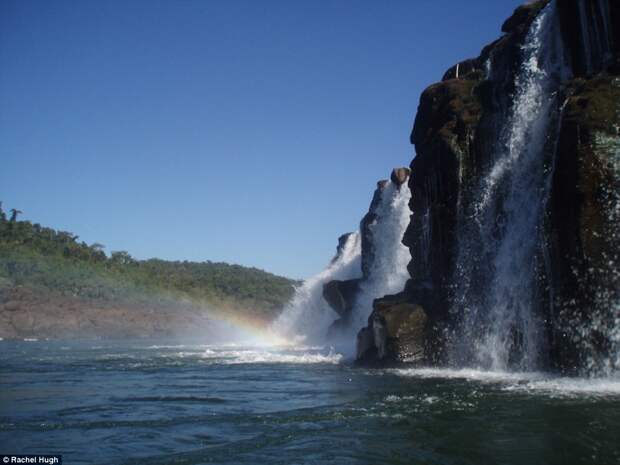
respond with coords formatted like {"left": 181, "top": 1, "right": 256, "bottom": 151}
{"left": 1, "top": 340, "right": 619, "bottom": 465}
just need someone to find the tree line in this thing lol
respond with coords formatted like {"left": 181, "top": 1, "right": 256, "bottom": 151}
{"left": 0, "top": 202, "right": 297, "bottom": 320}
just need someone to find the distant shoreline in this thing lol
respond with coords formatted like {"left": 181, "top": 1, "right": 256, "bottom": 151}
{"left": 0, "top": 283, "right": 262, "bottom": 340}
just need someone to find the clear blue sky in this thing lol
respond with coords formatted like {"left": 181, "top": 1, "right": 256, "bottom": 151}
{"left": 1, "top": 0, "right": 524, "bottom": 279}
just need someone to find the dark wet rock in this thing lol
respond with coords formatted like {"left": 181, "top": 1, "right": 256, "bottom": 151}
{"left": 404, "top": 71, "right": 484, "bottom": 329}
{"left": 331, "top": 232, "right": 356, "bottom": 264}
{"left": 360, "top": 180, "right": 388, "bottom": 279}
{"left": 557, "top": 0, "right": 620, "bottom": 76}
{"left": 322, "top": 279, "right": 361, "bottom": 318}
{"left": 547, "top": 75, "right": 620, "bottom": 372}
{"left": 502, "top": 1, "right": 548, "bottom": 33}
{"left": 356, "top": 292, "right": 428, "bottom": 365}
{"left": 379, "top": 303, "right": 427, "bottom": 363}
{"left": 356, "top": 326, "right": 375, "bottom": 360}
{"left": 390, "top": 167, "right": 411, "bottom": 187}
{"left": 372, "top": 312, "right": 388, "bottom": 359}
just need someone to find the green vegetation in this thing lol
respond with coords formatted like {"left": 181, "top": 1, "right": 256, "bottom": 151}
{"left": 0, "top": 202, "right": 297, "bottom": 321}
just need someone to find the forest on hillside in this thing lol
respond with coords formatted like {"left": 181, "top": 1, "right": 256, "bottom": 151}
{"left": 0, "top": 203, "right": 297, "bottom": 321}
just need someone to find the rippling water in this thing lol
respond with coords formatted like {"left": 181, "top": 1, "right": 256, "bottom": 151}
{"left": 1, "top": 340, "right": 619, "bottom": 465}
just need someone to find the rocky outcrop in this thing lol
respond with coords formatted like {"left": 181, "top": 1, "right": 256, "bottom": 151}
{"left": 360, "top": 168, "right": 410, "bottom": 280}
{"left": 331, "top": 233, "right": 357, "bottom": 264}
{"left": 322, "top": 232, "right": 364, "bottom": 337}
{"left": 360, "top": 180, "right": 389, "bottom": 279}
{"left": 404, "top": 77, "right": 483, "bottom": 323}
{"left": 356, "top": 291, "right": 428, "bottom": 365}
{"left": 322, "top": 279, "right": 360, "bottom": 318}
{"left": 390, "top": 167, "right": 411, "bottom": 187}
{"left": 323, "top": 168, "right": 411, "bottom": 334}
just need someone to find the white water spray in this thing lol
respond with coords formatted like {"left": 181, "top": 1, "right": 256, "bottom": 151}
{"left": 350, "top": 181, "right": 412, "bottom": 334}
{"left": 271, "top": 233, "right": 362, "bottom": 344}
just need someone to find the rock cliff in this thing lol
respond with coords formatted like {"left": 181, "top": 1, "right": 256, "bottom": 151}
{"left": 356, "top": 0, "right": 620, "bottom": 374}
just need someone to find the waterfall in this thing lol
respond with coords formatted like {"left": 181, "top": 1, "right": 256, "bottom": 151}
{"left": 350, "top": 181, "right": 412, "bottom": 334}
{"left": 271, "top": 232, "right": 362, "bottom": 344}
{"left": 273, "top": 178, "right": 411, "bottom": 354}
{"left": 451, "top": 1, "right": 571, "bottom": 371}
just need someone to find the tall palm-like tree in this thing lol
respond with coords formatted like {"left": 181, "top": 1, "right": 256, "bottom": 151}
{"left": 9, "top": 208, "right": 22, "bottom": 222}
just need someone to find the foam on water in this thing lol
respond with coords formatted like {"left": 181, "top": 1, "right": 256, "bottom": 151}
{"left": 389, "top": 367, "right": 620, "bottom": 397}
{"left": 503, "top": 377, "right": 620, "bottom": 397}
{"left": 200, "top": 348, "right": 343, "bottom": 365}
{"left": 391, "top": 367, "right": 539, "bottom": 383}
{"left": 141, "top": 342, "right": 344, "bottom": 365}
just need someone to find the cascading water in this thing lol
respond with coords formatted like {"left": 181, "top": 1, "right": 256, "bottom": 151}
{"left": 451, "top": 1, "right": 571, "bottom": 371}
{"left": 350, "top": 181, "right": 412, "bottom": 334}
{"left": 271, "top": 232, "right": 362, "bottom": 344}
{"left": 272, "top": 178, "right": 412, "bottom": 354}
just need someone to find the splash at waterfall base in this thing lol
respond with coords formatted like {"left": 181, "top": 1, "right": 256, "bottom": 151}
{"left": 278, "top": 0, "right": 620, "bottom": 376}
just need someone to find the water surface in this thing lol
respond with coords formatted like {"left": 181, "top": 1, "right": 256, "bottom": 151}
{"left": 1, "top": 340, "right": 619, "bottom": 465}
